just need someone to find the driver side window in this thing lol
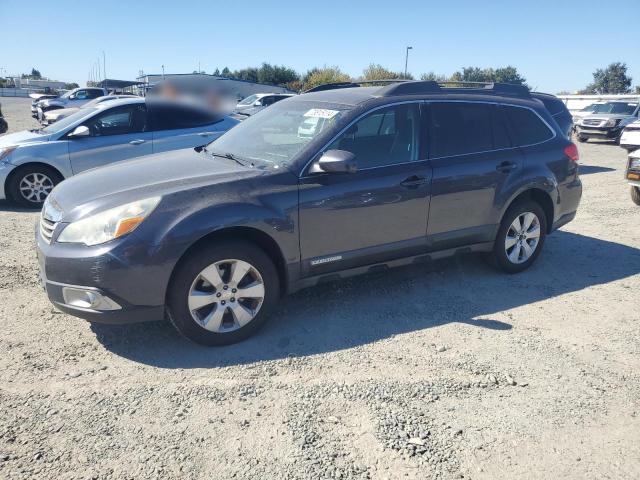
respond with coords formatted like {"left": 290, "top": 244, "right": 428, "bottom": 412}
{"left": 74, "top": 90, "right": 89, "bottom": 100}
{"left": 83, "top": 104, "right": 147, "bottom": 137}
{"left": 327, "top": 104, "right": 420, "bottom": 169}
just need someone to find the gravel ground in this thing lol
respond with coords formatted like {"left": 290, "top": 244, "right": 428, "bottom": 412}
{"left": 0, "top": 96, "right": 639, "bottom": 479}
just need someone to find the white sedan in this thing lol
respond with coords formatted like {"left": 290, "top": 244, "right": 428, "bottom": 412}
{"left": 620, "top": 120, "right": 640, "bottom": 152}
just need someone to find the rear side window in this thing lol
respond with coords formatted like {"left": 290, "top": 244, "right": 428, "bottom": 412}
{"left": 504, "top": 106, "right": 553, "bottom": 146}
{"left": 149, "top": 105, "right": 220, "bottom": 131}
{"left": 429, "top": 103, "right": 510, "bottom": 157}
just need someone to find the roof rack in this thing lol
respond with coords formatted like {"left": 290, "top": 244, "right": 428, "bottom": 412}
{"left": 376, "top": 81, "right": 531, "bottom": 98}
{"left": 303, "top": 79, "right": 411, "bottom": 93}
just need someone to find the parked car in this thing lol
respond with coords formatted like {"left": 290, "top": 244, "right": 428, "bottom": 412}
{"left": 575, "top": 101, "right": 640, "bottom": 144}
{"left": 0, "top": 97, "right": 238, "bottom": 207}
{"left": 620, "top": 120, "right": 640, "bottom": 152}
{"left": 570, "top": 102, "right": 604, "bottom": 126}
{"left": 30, "top": 93, "right": 59, "bottom": 118}
{"left": 35, "top": 87, "right": 108, "bottom": 121}
{"left": 531, "top": 92, "right": 572, "bottom": 139}
{"left": 234, "top": 93, "right": 295, "bottom": 114}
{"left": 0, "top": 103, "right": 7, "bottom": 134}
{"left": 42, "top": 94, "right": 138, "bottom": 125}
{"left": 35, "top": 81, "right": 582, "bottom": 346}
{"left": 627, "top": 149, "right": 640, "bottom": 205}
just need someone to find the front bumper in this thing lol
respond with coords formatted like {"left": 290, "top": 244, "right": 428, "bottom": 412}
{"left": 35, "top": 227, "right": 182, "bottom": 325}
{"left": 576, "top": 125, "right": 623, "bottom": 140}
{"left": 0, "top": 162, "right": 16, "bottom": 200}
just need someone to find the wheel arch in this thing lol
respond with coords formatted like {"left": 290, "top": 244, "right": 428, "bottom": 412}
{"left": 167, "top": 226, "right": 288, "bottom": 301}
{"left": 5, "top": 162, "right": 65, "bottom": 201}
{"left": 502, "top": 187, "right": 555, "bottom": 233}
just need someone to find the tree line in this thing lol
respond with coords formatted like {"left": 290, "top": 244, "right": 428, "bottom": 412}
{"left": 213, "top": 62, "right": 639, "bottom": 94}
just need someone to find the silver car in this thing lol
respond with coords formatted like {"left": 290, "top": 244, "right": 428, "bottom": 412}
{"left": 35, "top": 87, "right": 108, "bottom": 121}
{"left": 42, "top": 94, "right": 138, "bottom": 125}
{"left": 0, "top": 97, "right": 239, "bottom": 207}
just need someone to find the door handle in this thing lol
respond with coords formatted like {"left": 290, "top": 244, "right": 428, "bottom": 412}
{"left": 129, "top": 139, "right": 146, "bottom": 145}
{"left": 198, "top": 132, "right": 215, "bottom": 137}
{"left": 496, "top": 161, "right": 517, "bottom": 173}
{"left": 400, "top": 175, "right": 428, "bottom": 188}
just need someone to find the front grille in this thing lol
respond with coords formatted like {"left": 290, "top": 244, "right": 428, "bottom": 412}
{"left": 39, "top": 215, "right": 57, "bottom": 243}
{"left": 582, "top": 119, "right": 603, "bottom": 127}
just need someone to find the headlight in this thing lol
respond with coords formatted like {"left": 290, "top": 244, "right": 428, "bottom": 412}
{"left": 57, "top": 197, "right": 161, "bottom": 246}
{"left": 604, "top": 118, "right": 620, "bottom": 127}
{"left": 0, "top": 146, "right": 16, "bottom": 163}
{"left": 630, "top": 158, "right": 640, "bottom": 170}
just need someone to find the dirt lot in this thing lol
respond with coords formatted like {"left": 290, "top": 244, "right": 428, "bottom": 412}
{"left": 0, "top": 96, "right": 639, "bottom": 479}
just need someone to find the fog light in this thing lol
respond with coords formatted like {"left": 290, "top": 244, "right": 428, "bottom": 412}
{"left": 62, "top": 287, "right": 121, "bottom": 311}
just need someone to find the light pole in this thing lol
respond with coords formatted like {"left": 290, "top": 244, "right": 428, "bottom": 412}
{"left": 404, "top": 46, "right": 413, "bottom": 79}
{"left": 103, "top": 51, "right": 107, "bottom": 92}
{"left": 162, "top": 65, "right": 165, "bottom": 80}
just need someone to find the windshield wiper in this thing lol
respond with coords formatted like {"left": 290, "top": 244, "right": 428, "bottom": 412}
{"left": 206, "top": 149, "right": 247, "bottom": 167}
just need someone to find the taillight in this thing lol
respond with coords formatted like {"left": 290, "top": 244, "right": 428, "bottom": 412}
{"left": 564, "top": 143, "right": 579, "bottom": 162}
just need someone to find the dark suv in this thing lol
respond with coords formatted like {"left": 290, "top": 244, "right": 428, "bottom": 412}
{"left": 36, "top": 81, "right": 582, "bottom": 346}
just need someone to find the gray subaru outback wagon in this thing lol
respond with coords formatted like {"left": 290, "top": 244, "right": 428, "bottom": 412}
{"left": 36, "top": 81, "right": 582, "bottom": 346}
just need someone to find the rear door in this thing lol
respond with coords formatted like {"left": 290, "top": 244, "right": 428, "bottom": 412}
{"left": 149, "top": 104, "right": 229, "bottom": 153}
{"left": 426, "top": 101, "right": 523, "bottom": 250}
{"left": 68, "top": 103, "right": 152, "bottom": 173}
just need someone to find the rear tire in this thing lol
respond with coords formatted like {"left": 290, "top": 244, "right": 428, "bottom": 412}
{"left": 632, "top": 186, "right": 640, "bottom": 206}
{"left": 490, "top": 201, "right": 547, "bottom": 274}
{"left": 166, "top": 240, "right": 280, "bottom": 346}
{"left": 8, "top": 164, "right": 62, "bottom": 208}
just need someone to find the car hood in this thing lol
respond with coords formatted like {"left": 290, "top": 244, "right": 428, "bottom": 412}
{"left": 49, "top": 148, "right": 262, "bottom": 222}
{"left": 40, "top": 98, "right": 65, "bottom": 107}
{"left": 46, "top": 107, "right": 79, "bottom": 118}
{"left": 0, "top": 130, "right": 50, "bottom": 148}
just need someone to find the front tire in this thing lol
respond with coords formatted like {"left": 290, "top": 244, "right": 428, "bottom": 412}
{"left": 8, "top": 164, "right": 62, "bottom": 208}
{"left": 632, "top": 186, "right": 640, "bottom": 206}
{"left": 166, "top": 240, "right": 280, "bottom": 346}
{"left": 491, "top": 201, "right": 547, "bottom": 273}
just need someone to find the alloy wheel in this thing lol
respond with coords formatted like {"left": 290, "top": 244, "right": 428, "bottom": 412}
{"left": 19, "top": 172, "right": 54, "bottom": 204}
{"left": 187, "top": 259, "right": 265, "bottom": 333}
{"left": 504, "top": 212, "right": 541, "bottom": 264}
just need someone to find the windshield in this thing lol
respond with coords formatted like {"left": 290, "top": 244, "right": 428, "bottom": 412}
{"left": 580, "top": 104, "right": 598, "bottom": 112}
{"left": 593, "top": 102, "right": 638, "bottom": 115}
{"left": 41, "top": 107, "right": 98, "bottom": 134}
{"left": 238, "top": 94, "right": 260, "bottom": 106}
{"left": 207, "top": 101, "right": 351, "bottom": 168}
{"left": 60, "top": 90, "right": 74, "bottom": 99}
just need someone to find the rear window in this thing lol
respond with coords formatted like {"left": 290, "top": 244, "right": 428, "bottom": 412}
{"left": 429, "top": 103, "right": 511, "bottom": 157}
{"left": 503, "top": 106, "right": 553, "bottom": 146}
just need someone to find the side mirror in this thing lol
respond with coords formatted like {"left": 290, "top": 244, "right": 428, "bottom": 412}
{"left": 68, "top": 125, "right": 90, "bottom": 138}
{"left": 314, "top": 149, "right": 357, "bottom": 174}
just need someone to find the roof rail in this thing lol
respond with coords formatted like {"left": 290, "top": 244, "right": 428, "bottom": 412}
{"left": 376, "top": 81, "right": 531, "bottom": 98}
{"left": 303, "top": 79, "right": 411, "bottom": 93}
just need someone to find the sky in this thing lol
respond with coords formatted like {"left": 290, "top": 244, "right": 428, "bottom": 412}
{"left": 1, "top": 0, "right": 639, "bottom": 93}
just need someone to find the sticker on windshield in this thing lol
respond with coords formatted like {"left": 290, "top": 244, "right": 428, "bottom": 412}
{"left": 304, "top": 108, "right": 340, "bottom": 119}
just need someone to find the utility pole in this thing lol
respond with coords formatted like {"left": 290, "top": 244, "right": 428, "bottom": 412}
{"left": 103, "top": 51, "right": 107, "bottom": 92}
{"left": 162, "top": 65, "right": 165, "bottom": 80}
{"left": 404, "top": 46, "right": 413, "bottom": 79}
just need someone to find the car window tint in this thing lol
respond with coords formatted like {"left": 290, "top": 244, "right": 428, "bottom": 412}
{"left": 83, "top": 104, "right": 147, "bottom": 137}
{"left": 86, "top": 89, "right": 103, "bottom": 99}
{"left": 430, "top": 103, "right": 495, "bottom": 157}
{"left": 150, "top": 105, "right": 219, "bottom": 130}
{"left": 328, "top": 104, "right": 420, "bottom": 168}
{"left": 492, "top": 107, "right": 511, "bottom": 149}
{"left": 504, "top": 106, "right": 553, "bottom": 146}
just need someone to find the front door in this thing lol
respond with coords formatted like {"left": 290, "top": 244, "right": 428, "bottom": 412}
{"left": 68, "top": 103, "right": 152, "bottom": 174}
{"left": 299, "top": 103, "right": 432, "bottom": 276}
